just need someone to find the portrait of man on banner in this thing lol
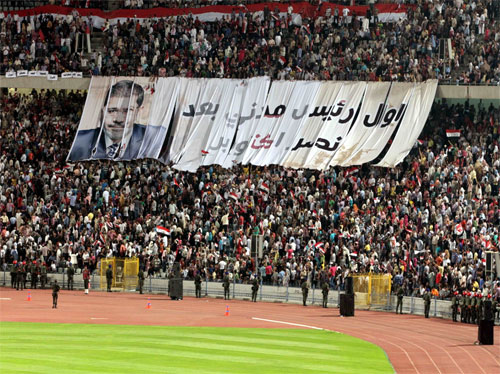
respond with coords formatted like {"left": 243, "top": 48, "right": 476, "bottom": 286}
{"left": 68, "top": 80, "right": 147, "bottom": 160}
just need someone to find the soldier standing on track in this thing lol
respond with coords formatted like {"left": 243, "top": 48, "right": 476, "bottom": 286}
{"left": 66, "top": 263, "right": 74, "bottom": 290}
{"left": 301, "top": 279, "right": 309, "bottom": 306}
{"left": 321, "top": 280, "right": 329, "bottom": 308}
{"left": 451, "top": 291, "right": 459, "bottom": 322}
{"left": 223, "top": 272, "right": 230, "bottom": 300}
{"left": 251, "top": 275, "right": 259, "bottom": 302}
{"left": 194, "top": 271, "right": 202, "bottom": 298}
{"left": 40, "top": 262, "right": 47, "bottom": 289}
{"left": 22, "top": 261, "right": 28, "bottom": 289}
{"left": 465, "top": 291, "right": 471, "bottom": 323}
{"left": 476, "top": 294, "right": 483, "bottom": 325}
{"left": 423, "top": 289, "right": 431, "bottom": 318}
{"left": 106, "top": 264, "right": 113, "bottom": 292}
{"left": 471, "top": 292, "right": 477, "bottom": 324}
{"left": 52, "top": 280, "right": 60, "bottom": 308}
{"left": 460, "top": 291, "right": 467, "bottom": 323}
{"left": 10, "top": 261, "right": 17, "bottom": 289}
{"left": 16, "top": 262, "right": 24, "bottom": 290}
{"left": 83, "top": 265, "right": 91, "bottom": 294}
{"left": 138, "top": 267, "right": 145, "bottom": 294}
{"left": 30, "top": 261, "right": 38, "bottom": 289}
{"left": 396, "top": 285, "right": 404, "bottom": 314}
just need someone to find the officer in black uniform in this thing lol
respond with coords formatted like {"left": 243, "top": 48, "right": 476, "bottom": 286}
{"left": 460, "top": 291, "right": 467, "bottom": 323}
{"left": 10, "top": 261, "right": 17, "bottom": 289}
{"left": 321, "top": 280, "right": 329, "bottom": 308}
{"left": 16, "top": 262, "right": 24, "bottom": 290}
{"left": 40, "top": 262, "right": 47, "bottom": 289}
{"left": 30, "top": 261, "right": 39, "bottom": 289}
{"left": 470, "top": 292, "right": 477, "bottom": 324}
{"left": 194, "top": 271, "right": 202, "bottom": 298}
{"left": 396, "top": 285, "right": 404, "bottom": 314}
{"left": 52, "top": 280, "right": 61, "bottom": 308}
{"left": 251, "top": 275, "right": 259, "bottom": 302}
{"left": 66, "top": 263, "right": 75, "bottom": 290}
{"left": 106, "top": 264, "right": 113, "bottom": 292}
{"left": 138, "top": 267, "right": 145, "bottom": 294}
{"left": 451, "top": 291, "right": 459, "bottom": 322}
{"left": 301, "top": 279, "right": 309, "bottom": 306}
{"left": 423, "top": 289, "right": 431, "bottom": 318}
{"left": 223, "top": 272, "right": 230, "bottom": 300}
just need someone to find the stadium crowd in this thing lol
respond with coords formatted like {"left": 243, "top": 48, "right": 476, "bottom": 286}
{"left": 1, "top": 0, "right": 500, "bottom": 83}
{"left": 0, "top": 88, "right": 499, "bottom": 304}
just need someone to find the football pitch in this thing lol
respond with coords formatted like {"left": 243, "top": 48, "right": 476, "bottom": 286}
{"left": 0, "top": 322, "right": 393, "bottom": 374}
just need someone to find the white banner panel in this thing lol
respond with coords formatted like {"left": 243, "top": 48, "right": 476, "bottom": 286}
{"left": 221, "top": 77, "right": 271, "bottom": 168}
{"left": 136, "top": 77, "right": 179, "bottom": 159}
{"left": 329, "top": 82, "right": 391, "bottom": 166}
{"left": 174, "top": 79, "right": 238, "bottom": 172}
{"left": 376, "top": 80, "right": 438, "bottom": 167}
{"left": 341, "top": 82, "right": 414, "bottom": 166}
{"left": 162, "top": 78, "right": 204, "bottom": 164}
{"left": 243, "top": 81, "right": 322, "bottom": 166}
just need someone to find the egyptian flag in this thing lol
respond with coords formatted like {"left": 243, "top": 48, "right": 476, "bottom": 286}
{"left": 315, "top": 242, "right": 325, "bottom": 255}
{"left": 259, "top": 182, "right": 269, "bottom": 194}
{"left": 454, "top": 223, "right": 463, "bottom": 235}
{"left": 446, "top": 129, "right": 461, "bottom": 138}
{"left": 156, "top": 226, "right": 171, "bottom": 236}
{"left": 229, "top": 191, "right": 240, "bottom": 201}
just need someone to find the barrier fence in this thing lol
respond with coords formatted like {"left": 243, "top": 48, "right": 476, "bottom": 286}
{"left": 2, "top": 270, "right": 499, "bottom": 324}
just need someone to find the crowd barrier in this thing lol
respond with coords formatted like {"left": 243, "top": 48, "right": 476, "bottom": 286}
{"left": 2, "top": 270, "right": 498, "bottom": 324}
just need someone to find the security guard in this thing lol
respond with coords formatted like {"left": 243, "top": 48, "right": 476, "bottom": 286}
{"left": 321, "top": 281, "right": 329, "bottom": 308}
{"left": 470, "top": 292, "right": 477, "bottom": 324}
{"left": 223, "top": 272, "right": 230, "bottom": 300}
{"left": 465, "top": 291, "right": 471, "bottom": 323}
{"left": 301, "top": 279, "right": 309, "bottom": 306}
{"left": 194, "top": 271, "right": 202, "bottom": 298}
{"left": 251, "top": 275, "right": 259, "bottom": 302}
{"left": 451, "top": 291, "right": 459, "bottom": 322}
{"left": 16, "top": 262, "right": 24, "bottom": 290}
{"left": 106, "top": 264, "right": 113, "bottom": 292}
{"left": 52, "top": 280, "right": 61, "bottom": 308}
{"left": 138, "top": 267, "right": 145, "bottom": 294}
{"left": 66, "top": 263, "right": 74, "bottom": 290}
{"left": 40, "top": 262, "right": 47, "bottom": 289}
{"left": 10, "top": 261, "right": 17, "bottom": 289}
{"left": 21, "top": 261, "right": 28, "bottom": 289}
{"left": 476, "top": 294, "right": 483, "bottom": 325}
{"left": 30, "top": 261, "right": 39, "bottom": 289}
{"left": 396, "top": 285, "right": 404, "bottom": 314}
{"left": 460, "top": 291, "right": 467, "bottom": 323}
{"left": 423, "top": 289, "right": 431, "bottom": 318}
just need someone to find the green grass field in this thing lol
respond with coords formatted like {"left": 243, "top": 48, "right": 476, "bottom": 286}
{"left": 0, "top": 322, "right": 393, "bottom": 374}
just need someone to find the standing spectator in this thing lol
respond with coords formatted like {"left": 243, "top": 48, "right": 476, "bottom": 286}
{"left": 83, "top": 265, "right": 91, "bottom": 294}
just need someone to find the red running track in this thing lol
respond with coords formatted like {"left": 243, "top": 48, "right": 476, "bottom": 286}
{"left": 1, "top": 288, "right": 499, "bottom": 373}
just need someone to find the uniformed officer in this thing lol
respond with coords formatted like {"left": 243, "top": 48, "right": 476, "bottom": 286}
{"left": 83, "top": 265, "right": 91, "bottom": 294}
{"left": 21, "top": 261, "right": 28, "bottom": 289}
{"left": 66, "top": 263, "right": 74, "bottom": 290}
{"left": 470, "top": 292, "right": 477, "bottom": 324}
{"left": 476, "top": 294, "right": 483, "bottom": 325}
{"left": 194, "top": 271, "right": 202, "bottom": 298}
{"left": 138, "top": 267, "right": 145, "bottom": 294}
{"left": 52, "top": 280, "right": 61, "bottom": 308}
{"left": 301, "top": 279, "right": 309, "bottom": 306}
{"left": 10, "top": 261, "right": 17, "bottom": 289}
{"left": 321, "top": 281, "right": 329, "bottom": 308}
{"left": 30, "top": 261, "right": 39, "bottom": 289}
{"left": 460, "top": 291, "right": 467, "bottom": 323}
{"left": 16, "top": 262, "right": 24, "bottom": 290}
{"left": 465, "top": 291, "right": 472, "bottom": 323}
{"left": 223, "top": 272, "right": 230, "bottom": 300}
{"left": 106, "top": 264, "right": 113, "bottom": 292}
{"left": 40, "top": 262, "right": 47, "bottom": 289}
{"left": 423, "top": 289, "right": 431, "bottom": 318}
{"left": 251, "top": 275, "right": 259, "bottom": 302}
{"left": 396, "top": 285, "right": 404, "bottom": 314}
{"left": 451, "top": 291, "right": 459, "bottom": 322}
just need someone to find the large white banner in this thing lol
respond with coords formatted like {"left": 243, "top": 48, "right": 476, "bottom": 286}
{"left": 68, "top": 77, "right": 437, "bottom": 170}
{"left": 376, "top": 80, "right": 437, "bottom": 167}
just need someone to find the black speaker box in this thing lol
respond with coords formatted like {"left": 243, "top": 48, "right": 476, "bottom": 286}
{"left": 345, "top": 276, "right": 354, "bottom": 295}
{"left": 340, "top": 293, "right": 355, "bottom": 317}
{"left": 478, "top": 320, "right": 494, "bottom": 345}
{"left": 169, "top": 278, "right": 183, "bottom": 300}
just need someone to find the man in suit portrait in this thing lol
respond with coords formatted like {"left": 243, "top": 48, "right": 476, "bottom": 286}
{"left": 68, "top": 80, "right": 146, "bottom": 161}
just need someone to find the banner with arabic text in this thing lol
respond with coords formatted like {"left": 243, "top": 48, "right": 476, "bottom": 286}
{"left": 68, "top": 77, "right": 437, "bottom": 170}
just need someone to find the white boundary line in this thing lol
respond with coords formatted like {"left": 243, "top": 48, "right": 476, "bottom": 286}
{"left": 0, "top": 298, "right": 12, "bottom": 300}
{"left": 252, "top": 317, "right": 337, "bottom": 332}
{"left": 90, "top": 317, "right": 108, "bottom": 320}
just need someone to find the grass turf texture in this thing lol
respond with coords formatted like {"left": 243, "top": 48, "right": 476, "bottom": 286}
{"left": 0, "top": 322, "right": 393, "bottom": 374}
